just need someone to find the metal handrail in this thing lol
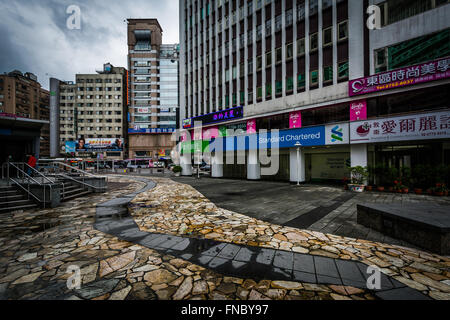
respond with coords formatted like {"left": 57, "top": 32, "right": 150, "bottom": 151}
{"left": 38, "top": 160, "right": 106, "bottom": 179}
{"left": 3, "top": 162, "right": 53, "bottom": 208}
{"left": 37, "top": 160, "right": 107, "bottom": 193}
{"left": 57, "top": 173, "right": 103, "bottom": 191}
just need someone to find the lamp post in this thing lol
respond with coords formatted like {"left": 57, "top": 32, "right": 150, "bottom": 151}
{"left": 295, "top": 141, "right": 302, "bottom": 186}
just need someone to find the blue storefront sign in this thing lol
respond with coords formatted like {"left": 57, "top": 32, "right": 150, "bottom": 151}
{"left": 209, "top": 126, "right": 325, "bottom": 152}
{"left": 128, "top": 128, "right": 176, "bottom": 134}
{"left": 183, "top": 106, "right": 244, "bottom": 128}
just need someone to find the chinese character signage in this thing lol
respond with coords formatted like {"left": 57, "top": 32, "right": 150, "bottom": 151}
{"left": 289, "top": 111, "right": 302, "bottom": 129}
{"left": 183, "top": 106, "right": 244, "bottom": 128}
{"left": 128, "top": 128, "right": 176, "bottom": 134}
{"left": 349, "top": 57, "right": 450, "bottom": 97}
{"left": 350, "top": 110, "right": 450, "bottom": 144}
{"left": 247, "top": 119, "right": 257, "bottom": 133}
{"left": 350, "top": 100, "right": 367, "bottom": 121}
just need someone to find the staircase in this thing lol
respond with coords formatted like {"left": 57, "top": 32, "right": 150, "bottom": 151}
{"left": 59, "top": 178, "right": 92, "bottom": 202}
{"left": 0, "top": 185, "right": 38, "bottom": 213}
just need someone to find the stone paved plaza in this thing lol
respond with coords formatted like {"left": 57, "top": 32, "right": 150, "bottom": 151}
{"left": 173, "top": 177, "right": 450, "bottom": 247}
{"left": 0, "top": 175, "right": 449, "bottom": 300}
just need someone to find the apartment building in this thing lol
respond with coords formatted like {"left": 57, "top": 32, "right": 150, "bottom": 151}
{"left": 179, "top": 0, "right": 450, "bottom": 183}
{"left": 53, "top": 63, "right": 128, "bottom": 160}
{"left": 0, "top": 70, "right": 50, "bottom": 162}
{"left": 127, "top": 19, "right": 179, "bottom": 160}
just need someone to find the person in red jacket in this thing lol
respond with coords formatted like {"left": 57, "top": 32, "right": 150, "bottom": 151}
{"left": 27, "top": 154, "right": 37, "bottom": 175}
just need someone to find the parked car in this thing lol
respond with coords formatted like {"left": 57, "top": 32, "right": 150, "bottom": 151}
{"left": 153, "top": 161, "right": 165, "bottom": 168}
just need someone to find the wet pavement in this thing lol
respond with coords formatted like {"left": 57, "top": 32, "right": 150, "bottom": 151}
{"left": 0, "top": 175, "right": 449, "bottom": 300}
{"left": 172, "top": 176, "right": 450, "bottom": 247}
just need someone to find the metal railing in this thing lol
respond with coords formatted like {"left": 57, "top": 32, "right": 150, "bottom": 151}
{"left": 38, "top": 160, "right": 107, "bottom": 193}
{"left": 1, "top": 162, "right": 54, "bottom": 208}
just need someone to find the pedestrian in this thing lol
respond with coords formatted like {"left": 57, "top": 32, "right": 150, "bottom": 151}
{"left": 27, "top": 154, "right": 37, "bottom": 176}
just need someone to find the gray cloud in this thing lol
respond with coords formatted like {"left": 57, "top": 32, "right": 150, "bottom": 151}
{"left": 0, "top": 0, "right": 179, "bottom": 89}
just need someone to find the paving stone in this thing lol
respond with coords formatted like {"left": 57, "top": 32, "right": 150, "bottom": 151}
{"left": 255, "top": 248, "right": 276, "bottom": 265}
{"left": 375, "top": 287, "right": 431, "bottom": 300}
{"left": 293, "top": 253, "right": 315, "bottom": 274}
{"left": 234, "top": 247, "right": 255, "bottom": 262}
{"left": 273, "top": 251, "right": 294, "bottom": 270}
{"left": 314, "top": 256, "right": 340, "bottom": 279}
{"left": 217, "top": 244, "right": 241, "bottom": 260}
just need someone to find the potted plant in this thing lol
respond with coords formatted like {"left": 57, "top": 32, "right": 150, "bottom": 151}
{"left": 387, "top": 167, "right": 399, "bottom": 193}
{"left": 377, "top": 186, "right": 385, "bottom": 192}
{"left": 172, "top": 165, "right": 182, "bottom": 177}
{"left": 433, "top": 183, "right": 448, "bottom": 197}
{"left": 348, "top": 166, "right": 369, "bottom": 193}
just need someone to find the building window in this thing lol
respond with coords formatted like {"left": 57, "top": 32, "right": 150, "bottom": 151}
{"left": 309, "top": 0, "right": 318, "bottom": 15}
{"left": 257, "top": 56, "right": 263, "bottom": 70}
{"left": 286, "top": 9, "right": 293, "bottom": 26}
{"left": 266, "top": 84, "right": 272, "bottom": 97}
{"left": 257, "top": 87, "right": 263, "bottom": 99}
{"left": 310, "top": 33, "right": 318, "bottom": 51}
{"left": 248, "top": 59, "right": 254, "bottom": 73}
{"left": 275, "top": 81, "right": 282, "bottom": 96}
{"left": 323, "top": 27, "right": 333, "bottom": 47}
{"left": 324, "top": 65, "right": 333, "bottom": 83}
{"left": 265, "top": 19, "right": 271, "bottom": 36}
{"left": 338, "top": 61, "right": 349, "bottom": 79}
{"left": 297, "top": 38, "right": 305, "bottom": 56}
{"left": 338, "top": 21, "right": 348, "bottom": 41}
{"left": 297, "top": 2, "right": 305, "bottom": 21}
{"left": 275, "top": 15, "right": 282, "bottom": 32}
{"left": 266, "top": 51, "right": 272, "bottom": 67}
{"left": 276, "top": 47, "right": 282, "bottom": 63}
{"left": 310, "top": 70, "right": 319, "bottom": 86}
{"left": 286, "top": 77, "right": 294, "bottom": 92}
{"left": 375, "top": 48, "right": 388, "bottom": 73}
{"left": 286, "top": 43, "right": 293, "bottom": 60}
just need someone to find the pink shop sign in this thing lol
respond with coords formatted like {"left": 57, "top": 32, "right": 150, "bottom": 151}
{"left": 247, "top": 119, "right": 257, "bottom": 134}
{"left": 289, "top": 111, "right": 302, "bottom": 129}
{"left": 202, "top": 127, "right": 219, "bottom": 140}
{"left": 350, "top": 100, "right": 367, "bottom": 121}
{"left": 350, "top": 110, "right": 450, "bottom": 144}
{"left": 349, "top": 57, "right": 450, "bottom": 97}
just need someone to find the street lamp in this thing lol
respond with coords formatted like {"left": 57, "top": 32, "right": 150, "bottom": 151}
{"left": 295, "top": 141, "right": 302, "bottom": 186}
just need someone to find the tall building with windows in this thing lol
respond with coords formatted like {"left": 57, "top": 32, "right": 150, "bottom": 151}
{"left": 127, "top": 19, "right": 179, "bottom": 160}
{"left": 179, "top": 0, "right": 450, "bottom": 183}
{"left": 55, "top": 63, "right": 128, "bottom": 160}
{"left": 0, "top": 70, "right": 50, "bottom": 161}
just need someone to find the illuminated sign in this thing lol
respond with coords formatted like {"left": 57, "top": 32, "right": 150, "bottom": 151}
{"left": 349, "top": 57, "right": 450, "bottom": 97}
{"left": 183, "top": 106, "right": 244, "bottom": 128}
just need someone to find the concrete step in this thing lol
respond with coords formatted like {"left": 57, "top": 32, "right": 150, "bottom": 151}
{"left": 62, "top": 190, "right": 91, "bottom": 202}
{"left": 0, "top": 199, "right": 37, "bottom": 209}
{"left": 0, "top": 203, "right": 38, "bottom": 213}
{"left": 0, "top": 194, "right": 27, "bottom": 202}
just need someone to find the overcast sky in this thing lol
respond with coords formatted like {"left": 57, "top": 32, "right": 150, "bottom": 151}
{"left": 0, "top": 0, "right": 179, "bottom": 89}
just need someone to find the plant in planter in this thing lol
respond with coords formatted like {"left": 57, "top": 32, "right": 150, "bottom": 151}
{"left": 433, "top": 183, "right": 448, "bottom": 196}
{"left": 393, "top": 180, "right": 403, "bottom": 193}
{"left": 348, "top": 166, "right": 369, "bottom": 193}
{"left": 172, "top": 165, "right": 182, "bottom": 176}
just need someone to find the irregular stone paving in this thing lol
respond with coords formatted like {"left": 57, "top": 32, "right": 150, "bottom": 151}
{"left": 130, "top": 177, "right": 450, "bottom": 300}
{"left": 0, "top": 176, "right": 374, "bottom": 300}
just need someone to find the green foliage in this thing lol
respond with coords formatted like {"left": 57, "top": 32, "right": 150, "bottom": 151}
{"left": 349, "top": 166, "right": 369, "bottom": 185}
{"left": 172, "top": 165, "right": 182, "bottom": 173}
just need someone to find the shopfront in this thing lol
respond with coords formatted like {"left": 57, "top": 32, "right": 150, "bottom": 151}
{"left": 350, "top": 109, "right": 450, "bottom": 186}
